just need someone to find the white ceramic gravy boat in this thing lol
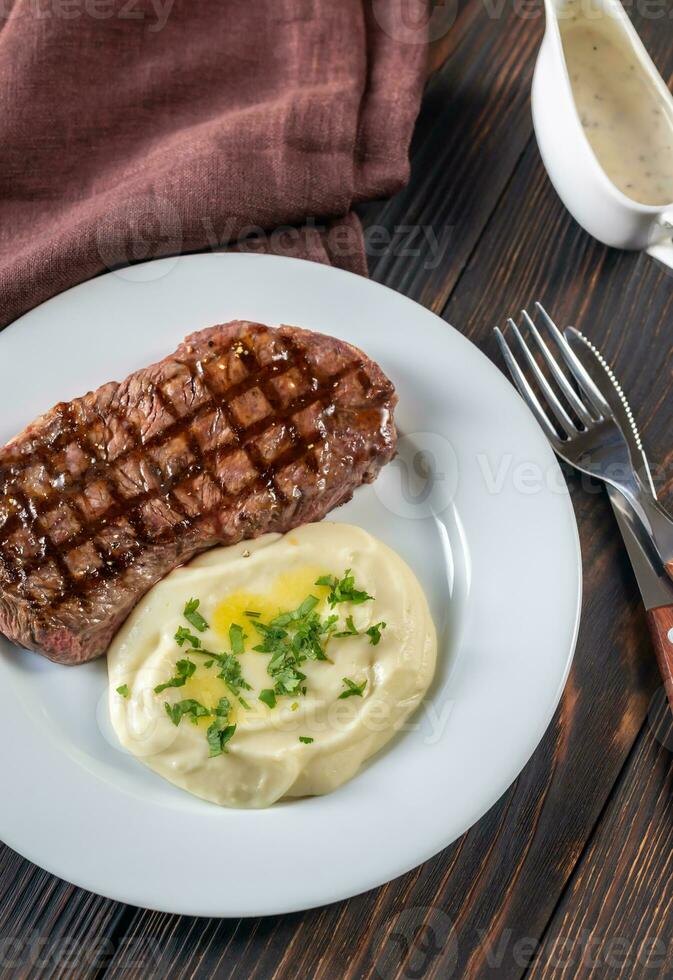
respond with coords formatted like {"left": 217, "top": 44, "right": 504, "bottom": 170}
{"left": 532, "top": 0, "right": 673, "bottom": 268}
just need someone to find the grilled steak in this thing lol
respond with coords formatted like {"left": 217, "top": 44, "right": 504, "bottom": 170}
{"left": 0, "top": 321, "right": 397, "bottom": 664}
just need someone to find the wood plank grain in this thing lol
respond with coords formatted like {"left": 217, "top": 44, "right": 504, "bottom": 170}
{"left": 427, "top": 133, "right": 673, "bottom": 979}
{"left": 360, "top": 0, "right": 544, "bottom": 311}
{"left": 0, "top": 846, "right": 129, "bottom": 979}
{"left": 526, "top": 693, "right": 673, "bottom": 979}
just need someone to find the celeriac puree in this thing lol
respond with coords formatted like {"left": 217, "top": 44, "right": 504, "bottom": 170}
{"left": 108, "top": 523, "right": 437, "bottom": 809}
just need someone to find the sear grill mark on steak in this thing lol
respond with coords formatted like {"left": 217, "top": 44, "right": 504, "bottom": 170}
{"left": 0, "top": 322, "right": 397, "bottom": 664}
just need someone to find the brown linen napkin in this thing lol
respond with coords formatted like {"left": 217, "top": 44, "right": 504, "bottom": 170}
{"left": 0, "top": 0, "right": 428, "bottom": 330}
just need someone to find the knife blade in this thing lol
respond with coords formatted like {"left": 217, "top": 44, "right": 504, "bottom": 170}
{"left": 564, "top": 327, "right": 673, "bottom": 607}
{"left": 608, "top": 486, "right": 673, "bottom": 610}
{"left": 565, "top": 326, "right": 657, "bottom": 497}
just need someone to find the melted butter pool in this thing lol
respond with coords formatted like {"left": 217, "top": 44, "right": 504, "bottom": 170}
{"left": 211, "top": 564, "right": 329, "bottom": 638}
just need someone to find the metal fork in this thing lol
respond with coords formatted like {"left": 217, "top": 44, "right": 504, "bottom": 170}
{"left": 495, "top": 303, "right": 673, "bottom": 580}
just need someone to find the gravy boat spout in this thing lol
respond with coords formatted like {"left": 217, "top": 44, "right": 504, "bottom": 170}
{"left": 532, "top": 0, "right": 673, "bottom": 266}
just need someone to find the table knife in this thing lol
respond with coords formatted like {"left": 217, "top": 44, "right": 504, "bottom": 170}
{"left": 567, "top": 328, "right": 673, "bottom": 704}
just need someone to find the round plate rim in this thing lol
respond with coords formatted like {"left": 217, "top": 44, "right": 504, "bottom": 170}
{"left": 0, "top": 253, "right": 582, "bottom": 917}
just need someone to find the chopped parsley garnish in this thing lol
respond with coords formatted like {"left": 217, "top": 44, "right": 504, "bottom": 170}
{"left": 273, "top": 664, "right": 306, "bottom": 696}
{"left": 339, "top": 677, "right": 367, "bottom": 699}
{"left": 183, "top": 598, "right": 209, "bottom": 633}
{"left": 163, "top": 572, "right": 380, "bottom": 742}
{"left": 214, "top": 696, "right": 231, "bottom": 717}
{"left": 259, "top": 688, "right": 277, "bottom": 709}
{"left": 366, "top": 622, "right": 387, "bottom": 646}
{"left": 116, "top": 684, "right": 130, "bottom": 698}
{"left": 229, "top": 623, "right": 246, "bottom": 657}
{"left": 175, "top": 625, "right": 202, "bottom": 649}
{"left": 216, "top": 653, "right": 253, "bottom": 707}
{"left": 316, "top": 570, "right": 373, "bottom": 608}
{"left": 154, "top": 658, "right": 196, "bottom": 694}
{"left": 207, "top": 698, "right": 236, "bottom": 757}
{"left": 334, "top": 615, "right": 359, "bottom": 638}
{"left": 292, "top": 612, "right": 336, "bottom": 663}
{"left": 208, "top": 724, "right": 236, "bottom": 757}
{"left": 179, "top": 646, "right": 252, "bottom": 708}
{"left": 333, "top": 615, "right": 386, "bottom": 646}
{"left": 270, "top": 594, "right": 320, "bottom": 628}
{"left": 164, "top": 699, "right": 211, "bottom": 726}
{"left": 252, "top": 613, "right": 316, "bottom": 697}
{"left": 163, "top": 695, "right": 236, "bottom": 756}
{"left": 253, "top": 620, "right": 290, "bottom": 655}
{"left": 247, "top": 585, "right": 380, "bottom": 701}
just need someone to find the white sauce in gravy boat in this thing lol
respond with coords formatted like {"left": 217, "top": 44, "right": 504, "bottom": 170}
{"left": 533, "top": 0, "right": 673, "bottom": 263}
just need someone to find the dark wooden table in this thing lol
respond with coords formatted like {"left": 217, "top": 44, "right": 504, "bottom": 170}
{"left": 3, "top": 3, "right": 673, "bottom": 978}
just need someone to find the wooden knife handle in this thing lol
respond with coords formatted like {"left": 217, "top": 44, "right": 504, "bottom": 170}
{"left": 647, "top": 605, "right": 673, "bottom": 709}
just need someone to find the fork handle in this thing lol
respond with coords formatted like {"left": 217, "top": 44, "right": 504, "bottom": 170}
{"left": 647, "top": 605, "right": 673, "bottom": 711}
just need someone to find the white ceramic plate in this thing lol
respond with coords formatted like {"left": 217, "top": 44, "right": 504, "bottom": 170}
{"left": 0, "top": 254, "right": 581, "bottom": 917}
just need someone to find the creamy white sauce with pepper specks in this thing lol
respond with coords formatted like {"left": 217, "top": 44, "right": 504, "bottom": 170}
{"left": 560, "top": 0, "right": 673, "bottom": 205}
{"left": 108, "top": 523, "right": 437, "bottom": 809}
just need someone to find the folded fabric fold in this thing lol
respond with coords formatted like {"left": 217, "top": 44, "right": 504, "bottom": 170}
{"left": 0, "top": 0, "right": 428, "bottom": 328}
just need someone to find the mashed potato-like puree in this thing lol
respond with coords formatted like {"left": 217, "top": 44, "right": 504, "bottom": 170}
{"left": 108, "top": 523, "right": 437, "bottom": 808}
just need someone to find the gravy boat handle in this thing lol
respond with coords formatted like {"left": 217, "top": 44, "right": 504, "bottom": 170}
{"left": 646, "top": 211, "right": 673, "bottom": 271}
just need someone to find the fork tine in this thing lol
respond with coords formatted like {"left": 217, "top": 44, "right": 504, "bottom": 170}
{"left": 508, "top": 318, "right": 577, "bottom": 437}
{"left": 520, "top": 310, "right": 595, "bottom": 428}
{"left": 494, "top": 327, "right": 562, "bottom": 447}
{"left": 534, "top": 303, "right": 610, "bottom": 417}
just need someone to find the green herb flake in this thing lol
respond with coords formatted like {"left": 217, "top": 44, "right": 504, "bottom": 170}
{"left": 164, "top": 699, "right": 211, "bottom": 727}
{"left": 245, "top": 610, "right": 261, "bottom": 618}
{"left": 207, "top": 723, "right": 236, "bottom": 757}
{"left": 270, "top": 594, "right": 319, "bottom": 628}
{"left": 291, "top": 611, "right": 335, "bottom": 664}
{"left": 174, "top": 625, "right": 202, "bottom": 649}
{"left": 253, "top": 620, "right": 289, "bottom": 654}
{"left": 183, "top": 597, "right": 209, "bottom": 633}
{"left": 217, "top": 653, "right": 253, "bottom": 706}
{"left": 246, "top": 585, "right": 375, "bottom": 704}
{"left": 273, "top": 665, "right": 307, "bottom": 696}
{"left": 154, "top": 658, "right": 196, "bottom": 694}
{"left": 116, "top": 684, "right": 130, "bottom": 698}
{"left": 316, "top": 570, "right": 373, "bottom": 608}
{"left": 259, "top": 688, "right": 277, "bottom": 709}
{"left": 291, "top": 702, "right": 299, "bottom": 711}
{"left": 216, "top": 696, "right": 232, "bottom": 716}
{"left": 334, "top": 615, "right": 359, "bottom": 638}
{"left": 338, "top": 677, "right": 368, "bottom": 700}
{"left": 366, "top": 622, "right": 387, "bottom": 646}
{"left": 206, "top": 698, "right": 236, "bottom": 757}
{"left": 229, "top": 623, "right": 247, "bottom": 657}
{"left": 298, "top": 736, "right": 314, "bottom": 744}
{"left": 262, "top": 606, "right": 330, "bottom": 689}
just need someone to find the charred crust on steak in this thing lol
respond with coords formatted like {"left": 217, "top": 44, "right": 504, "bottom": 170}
{"left": 0, "top": 321, "right": 397, "bottom": 664}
